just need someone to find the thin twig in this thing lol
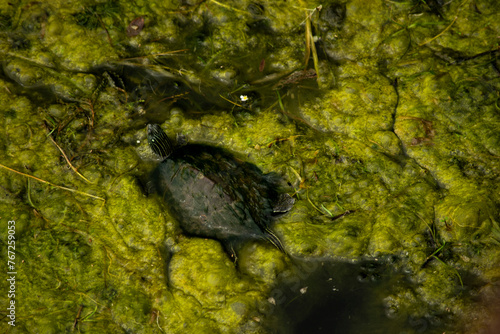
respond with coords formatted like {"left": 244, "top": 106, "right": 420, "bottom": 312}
{"left": 27, "top": 179, "right": 36, "bottom": 208}
{"left": 120, "top": 49, "right": 188, "bottom": 60}
{"left": 419, "top": 0, "right": 468, "bottom": 46}
{"left": 48, "top": 136, "right": 92, "bottom": 184}
{"left": 305, "top": 13, "right": 320, "bottom": 85}
{"left": 208, "top": 0, "right": 248, "bottom": 15}
{"left": 418, "top": 16, "right": 457, "bottom": 46}
{"left": 306, "top": 188, "right": 324, "bottom": 215}
{"left": 81, "top": 304, "right": 98, "bottom": 322}
{"left": 304, "top": 12, "right": 311, "bottom": 68}
{"left": 96, "top": 14, "right": 113, "bottom": 46}
{"left": 0, "top": 163, "right": 104, "bottom": 201}
{"left": 73, "top": 305, "right": 84, "bottom": 331}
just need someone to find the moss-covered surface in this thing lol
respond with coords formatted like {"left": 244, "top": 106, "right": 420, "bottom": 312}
{"left": 1, "top": 0, "right": 500, "bottom": 333}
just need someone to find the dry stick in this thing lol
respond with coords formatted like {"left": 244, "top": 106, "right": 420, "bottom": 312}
{"left": 304, "top": 12, "right": 311, "bottom": 68}
{"left": 73, "top": 305, "right": 84, "bottom": 331}
{"left": 418, "top": 0, "right": 468, "bottom": 47}
{"left": 48, "top": 136, "right": 92, "bottom": 184}
{"left": 0, "top": 163, "right": 105, "bottom": 201}
{"left": 418, "top": 16, "right": 457, "bottom": 46}
{"left": 120, "top": 49, "right": 188, "bottom": 60}
{"left": 208, "top": 0, "right": 248, "bottom": 15}
{"left": 219, "top": 94, "right": 243, "bottom": 108}
{"left": 304, "top": 12, "right": 320, "bottom": 85}
{"left": 96, "top": 14, "right": 113, "bottom": 46}
{"left": 305, "top": 13, "right": 321, "bottom": 85}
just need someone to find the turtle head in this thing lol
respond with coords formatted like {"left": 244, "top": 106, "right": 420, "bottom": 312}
{"left": 147, "top": 124, "right": 174, "bottom": 159}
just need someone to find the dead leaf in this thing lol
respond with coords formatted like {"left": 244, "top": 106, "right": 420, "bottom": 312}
{"left": 127, "top": 17, "right": 144, "bottom": 37}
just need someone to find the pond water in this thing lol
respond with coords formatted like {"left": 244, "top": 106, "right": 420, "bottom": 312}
{"left": 1, "top": 1, "right": 500, "bottom": 333}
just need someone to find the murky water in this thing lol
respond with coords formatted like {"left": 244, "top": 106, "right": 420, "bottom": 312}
{"left": 263, "top": 258, "right": 450, "bottom": 334}
{"left": 2, "top": 1, "right": 500, "bottom": 333}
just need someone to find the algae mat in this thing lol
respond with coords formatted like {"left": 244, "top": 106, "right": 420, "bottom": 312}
{"left": 1, "top": 0, "right": 500, "bottom": 333}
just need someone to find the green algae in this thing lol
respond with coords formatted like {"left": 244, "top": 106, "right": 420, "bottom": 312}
{"left": 0, "top": 0, "right": 500, "bottom": 333}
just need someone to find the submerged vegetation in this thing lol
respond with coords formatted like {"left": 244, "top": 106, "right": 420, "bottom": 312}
{"left": 0, "top": 0, "right": 499, "bottom": 333}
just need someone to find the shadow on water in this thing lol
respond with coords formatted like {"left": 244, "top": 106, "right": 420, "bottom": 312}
{"left": 265, "top": 257, "right": 450, "bottom": 334}
{"left": 96, "top": 63, "right": 323, "bottom": 131}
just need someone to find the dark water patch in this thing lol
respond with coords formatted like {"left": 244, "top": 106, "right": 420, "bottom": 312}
{"left": 265, "top": 257, "right": 454, "bottom": 334}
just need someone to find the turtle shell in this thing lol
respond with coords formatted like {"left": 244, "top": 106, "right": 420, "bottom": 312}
{"left": 147, "top": 124, "right": 293, "bottom": 252}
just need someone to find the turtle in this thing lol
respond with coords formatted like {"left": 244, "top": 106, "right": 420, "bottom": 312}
{"left": 146, "top": 123, "right": 294, "bottom": 259}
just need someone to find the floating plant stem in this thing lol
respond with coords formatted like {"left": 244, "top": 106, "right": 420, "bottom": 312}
{"left": 303, "top": 7, "right": 321, "bottom": 85}
{"left": 0, "top": 163, "right": 104, "bottom": 201}
{"left": 48, "top": 135, "right": 92, "bottom": 184}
